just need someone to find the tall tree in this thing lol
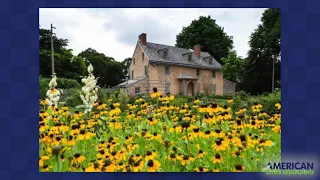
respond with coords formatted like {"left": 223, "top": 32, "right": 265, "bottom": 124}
{"left": 78, "top": 48, "right": 125, "bottom": 87}
{"left": 175, "top": 16, "right": 234, "bottom": 64}
{"left": 221, "top": 50, "right": 246, "bottom": 83}
{"left": 39, "top": 28, "right": 86, "bottom": 81}
{"left": 241, "top": 8, "right": 281, "bottom": 95}
{"left": 121, "top": 58, "right": 132, "bottom": 77}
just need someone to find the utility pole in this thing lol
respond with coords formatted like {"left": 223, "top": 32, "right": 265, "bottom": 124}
{"left": 272, "top": 55, "right": 275, "bottom": 93}
{"left": 51, "top": 24, "right": 56, "bottom": 75}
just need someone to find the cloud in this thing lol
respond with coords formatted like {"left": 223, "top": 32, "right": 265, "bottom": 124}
{"left": 39, "top": 8, "right": 266, "bottom": 61}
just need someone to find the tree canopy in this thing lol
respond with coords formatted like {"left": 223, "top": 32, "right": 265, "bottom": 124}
{"left": 78, "top": 48, "right": 125, "bottom": 87}
{"left": 239, "top": 8, "right": 281, "bottom": 95}
{"left": 221, "top": 50, "right": 246, "bottom": 84}
{"left": 39, "top": 28, "right": 125, "bottom": 87}
{"left": 175, "top": 15, "right": 234, "bottom": 65}
{"left": 39, "top": 28, "right": 86, "bottom": 82}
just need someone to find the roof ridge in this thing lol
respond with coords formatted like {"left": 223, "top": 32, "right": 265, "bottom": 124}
{"left": 146, "top": 42, "right": 210, "bottom": 54}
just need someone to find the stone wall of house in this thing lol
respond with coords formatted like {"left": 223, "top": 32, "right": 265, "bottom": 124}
{"left": 129, "top": 43, "right": 149, "bottom": 79}
{"left": 223, "top": 79, "right": 236, "bottom": 96}
{"left": 129, "top": 41, "right": 225, "bottom": 96}
{"left": 149, "top": 65, "right": 224, "bottom": 96}
{"left": 125, "top": 78, "right": 149, "bottom": 96}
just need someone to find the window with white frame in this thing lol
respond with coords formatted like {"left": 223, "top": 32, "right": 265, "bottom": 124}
{"left": 212, "top": 84, "right": 216, "bottom": 94}
{"left": 135, "top": 87, "right": 140, "bottom": 94}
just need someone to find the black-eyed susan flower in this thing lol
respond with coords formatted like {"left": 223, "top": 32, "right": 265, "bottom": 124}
{"left": 234, "top": 164, "right": 246, "bottom": 172}
{"left": 39, "top": 155, "right": 50, "bottom": 167}
{"left": 132, "top": 160, "right": 144, "bottom": 172}
{"left": 212, "top": 153, "right": 223, "bottom": 164}
{"left": 177, "top": 155, "right": 194, "bottom": 166}
{"left": 41, "top": 164, "right": 53, "bottom": 172}
{"left": 212, "top": 139, "right": 228, "bottom": 151}
{"left": 272, "top": 125, "right": 281, "bottom": 133}
{"left": 145, "top": 151, "right": 157, "bottom": 161}
{"left": 197, "top": 149, "right": 206, "bottom": 158}
{"left": 194, "top": 166, "right": 209, "bottom": 172}
{"left": 73, "top": 153, "right": 86, "bottom": 164}
{"left": 147, "top": 160, "right": 161, "bottom": 172}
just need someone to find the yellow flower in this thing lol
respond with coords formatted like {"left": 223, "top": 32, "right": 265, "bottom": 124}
{"left": 73, "top": 153, "right": 86, "bottom": 164}
{"left": 145, "top": 151, "right": 157, "bottom": 161}
{"left": 261, "top": 140, "right": 273, "bottom": 147}
{"left": 147, "top": 160, "right": 161, "bottom": 172}
{"left": 275, "top": 103, "right": 281, "bottom": 110}
{"left": 177, "top": 155, "right": 194, "bottom": 165}
{"left": 212, "top": 153, "right": 223, "bottom": 164}
{"left": 272, "top": 125, "right": 281, "bottom": 133}
{"left": 194, "top": 167, "right": 209, "bottom": 172}
{"left": 197, "top": 149, "right": 206, "bottom": 158}
{"left": 227, "top": 99, "right": 233, "bottom": 103}
{"left": 234, "top": 164, "right": 246, "bottom": 172}
{"left": 212, "top": 139, "right": 228, "bottom": 151}
{"left": 133, "top": 160, "right": 144, "bottom": 172}
{"left": 39, "top": 155, "right": 50, "bottom": 167}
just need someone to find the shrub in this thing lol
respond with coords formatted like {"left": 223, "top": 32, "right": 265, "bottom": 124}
{"left": 231, "top": 90, "right": 280, "bottom": 114}
{"left": 195, "top": 92, "right": 205, "bottom": 99}
{"left": 118, "top": 89, "right": 129, "bottom": 111}
{"left": 65, "top": 88, "right": 82, "bottom": 107}
{"left": 97, "top": 88, "right": 108, "bottom": 104}
{"left": 39, "top": 76, "right": 80, "bottom": 99}
{"left": 40, "top": 77, "right": 49, "bottom": 99}
{"left": 257, "top": 90, "right": 281, "bottom": 114}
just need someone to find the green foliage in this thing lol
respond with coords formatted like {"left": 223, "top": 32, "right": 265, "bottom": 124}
{"left": 121, "top": 58, "right": 132, "bottom": 77}
{"left": 39, "top": 28, "right": 87, "bottom": 81}
{"left": 232, "top": 90, "right": 281, "bottom": 114}
{"left": 240, "top": 8, "right": 281, "bottom": 95}
{"left": 256, "top": 90, "right": 281, "bottom": 114}
{"left": 65, "top": 88, "right": 82, "bottom": 107}
{"left": 171, "top": 96, "right": 189, "bottom": 106}
{"left": 195, "top": 92, "right": 205, "bottom": 99}
{"left": 78, "top": 48, "right": 125, "bottom": 87}
{"left": 221, "top": 50, "right": 246, "bottom": 83}
{"left": 97, "top": 88, "right": 108, "bottom": 104}
{"left": 39, "top": 76, "right": 80, "bottom": 99}
{"left": 175, "top": 15, "right": 234, "bottom": 64}
{"left": 39, "top": 76, "right": 49, "bottom": 99}
{"left": 118, "top": 89, "right": 130, "bottom": 111}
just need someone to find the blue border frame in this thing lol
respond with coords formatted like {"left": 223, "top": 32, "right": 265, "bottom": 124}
{"left": 1, "top": 0, "right": 320, "bottom": 179}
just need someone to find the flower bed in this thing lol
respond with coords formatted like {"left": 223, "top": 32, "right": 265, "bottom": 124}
{"left": 39, "top": 93, "right": 281, "bottom": 172}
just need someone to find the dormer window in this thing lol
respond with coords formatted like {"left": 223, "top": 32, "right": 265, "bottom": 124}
{"left": 188, "top": 54, "right": 192, "bottom": 61}
{"left": 157, "top": 48, "right": 169, "bottom": 59}
{"left": 163, "top": 50, "right": 168, "bottom": 58}
{"left": 209, "top": 57, "right": 213, "bottom": 65}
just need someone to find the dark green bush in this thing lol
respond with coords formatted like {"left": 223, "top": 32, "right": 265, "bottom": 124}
{"left": 231, "top": 90, "right": 280, "bottom": 114}
{"left": 39, "top": 76, "right": 80, "bottom": 99}
{"left": 65, "top": 88, "right": 82, "bottom": 107}
{"left": 97, "top": 88, "right": 108, "bottom": 104}
{"left": 40, "top": 77, "right": 49, "bottom": 99}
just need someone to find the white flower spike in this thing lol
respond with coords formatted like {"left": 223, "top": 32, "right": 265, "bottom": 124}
{"left": 80, "top": 63, "right": 99, "bottom": 114}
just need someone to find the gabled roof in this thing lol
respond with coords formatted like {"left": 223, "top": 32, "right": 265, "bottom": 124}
{"left": 116, "top": 76, "right": 147, "bottom": 87}
{"left": 139, "top": 42, "right": 222, "bottom": 70}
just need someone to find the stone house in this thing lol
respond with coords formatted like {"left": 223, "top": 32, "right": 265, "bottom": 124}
{"left": 116, "top": 33, "right": 236, "bottom": 96}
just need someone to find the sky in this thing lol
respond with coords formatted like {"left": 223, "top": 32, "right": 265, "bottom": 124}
{"left": 39, "top": 8, "right": 266, "bottom": 62}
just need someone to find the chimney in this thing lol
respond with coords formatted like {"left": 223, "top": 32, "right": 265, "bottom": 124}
{"left": 193, "top": 44, "right": 201, "bottom": 58}
{"left": 139, "top": 33, "right": 147, "bottom": 45}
